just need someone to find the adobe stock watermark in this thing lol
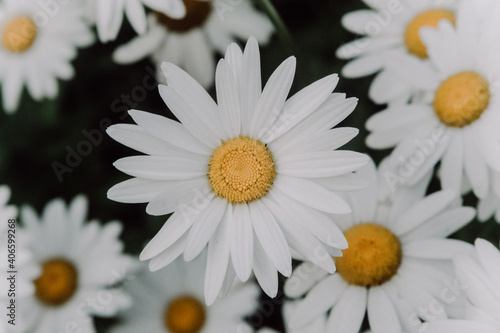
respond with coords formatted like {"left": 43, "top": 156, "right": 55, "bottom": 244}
{"left": 384, "top": 126, "right": 449, "bottom": 192}
{"left": 337, "top": 0, "right": 404, "bottom": 58}
{"left": 408, "top": 276, "right": 467, "bottom": 333}
{"left": 52, "top": 66, "right": 158, "bottom": 183}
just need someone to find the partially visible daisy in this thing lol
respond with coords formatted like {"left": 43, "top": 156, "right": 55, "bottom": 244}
{"left": 112, "top": 0, "right": 274, "bottom": 87}
{"left": 107, "top": 37, "right": 369, "bottom": 303}
{"left": 0, "top": 0, "right": 94, "bottom": 113}
{"left": 20, "top": 195, "right": 137, "bottom": 333}
{"left": 110, "top": 253, "right": 259, "bottom": 333}
{"left": 0, "top": 185, "right": 39, "bottom": 333}
{"left": 284, "top": 161, "right": 475, "bottom": 333}
{"left": 336, "top": 0, "right": 460, "bottom": 105}
{"left": 86, "top": 0, "right": 186, "bottom": 43}
{"left": 366, "top": 0, "right": 500, "bottom": 200}
{"left": 424, "top": 239, "right": 500, "bottom": 333}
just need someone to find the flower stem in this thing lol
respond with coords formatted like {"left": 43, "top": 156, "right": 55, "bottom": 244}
{"left": 257, "top": 0, "right": 293, "bottom": 48}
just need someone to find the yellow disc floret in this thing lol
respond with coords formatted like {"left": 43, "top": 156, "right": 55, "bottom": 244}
{"left": 34, "top": 258, "right": 78, "bottom": 306}
{"left": 156, "top": 0, "right": 212, "bottom": 33}
{"left": 2, "top": 16, "right": 37, "bottom": 53}
{"left": 165, "top": 296, "right": 206, "bottom": 333}
{"left": 336, "top": 223, "right": 402, "bottom": 287}
{"left": 404, "top": 9, "right": 455, "bottom": 58}
{"left": 434, "top": 71, "right": 490, "bottom": 128}
{"left": 208, "top": 137, "right": 276, "bottom": 204}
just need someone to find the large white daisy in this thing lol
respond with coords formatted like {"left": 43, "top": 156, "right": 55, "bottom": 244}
{"left": 112, "top": 0, "right": 274, "bottom": 87}
{"left": 336, "top": 0, "right": 460, "bottom": 105}
{"left": 86, "top": 0, "right": 186, "bottom": 43}
{"left": 284, "top": 161, "right": 475, "bottom": 333}
{"left": 365, "top": 0, "right": 500, "bottom": 200}
{"left": 0, "top": 0, "right": 94, "bottom": 113}
{"left": 107, "top": 37, "right": 369, "bottom": 303}
{"left": 424, "top": 238, "right": 500, "bottom": 333}
{"left": 19, "top": 195, "right": 137, "bottom": 333}
{"left": 110, "top": 253, "right": 259, "bottom": 333}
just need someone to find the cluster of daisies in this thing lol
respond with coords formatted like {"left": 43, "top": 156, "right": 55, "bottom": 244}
{"left": 1, "top": 0, "right": 500, "bottom": 332}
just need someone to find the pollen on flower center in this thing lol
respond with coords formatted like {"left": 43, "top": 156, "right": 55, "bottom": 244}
{"left": 34, "top": 258, "right": 78, "bottom": 306}
{"left": 155, "top": 0, "right": 212, "bottom": 33}
{"left": 404, "top": 9, "right": 455, "bottom": 58}
{"left": 165, "top": 295, "right": 206, "bottom": 333}
{"left": 2, "top": 16, "right": 37, "bottom": 53}
{"left": 335, "top": 223, "right": 402, "bottom": 287}
{"left": 208, "top": 137, "right": 276, "bottom": 204}
{"left": 434, "top": 71, "right": 490, "bottom": 128}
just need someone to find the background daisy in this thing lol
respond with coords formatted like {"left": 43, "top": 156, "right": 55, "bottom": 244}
{"left": 86, "top": 0, "right": 186, "bottom": 43}
{"left": 108, "top": 37, "right": 369, "bottom": 303}
{"left": 112, "top": 0, "right": 274, "bottom": 87}
{"left": 336, "top": 0, "right": 460, "bottom": 105}
{"left": 424, "top": 238, "right": 500, "bottom": 333}
{"left": 19, "top": 195, "right": 137, "bottom": 333}
{"left": 365, "top": 0, "right": 500, "bottom": 201}
{"left": 0, "top": 0, "right": 94, "bottom": 113}
{"left": 110, "top": 253, "right": 259, "bottom": 333}
{"left": 284, "top": 161, "right": 475, "bottom": 333}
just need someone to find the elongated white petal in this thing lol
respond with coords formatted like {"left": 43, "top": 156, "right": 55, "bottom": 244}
{"left": 326, "top": 286, "right": 367, "bottom": 333}
{"left": 216, "top": 59, "right": 241, "bottom": 139}
{"left": 367, "top": 287, "right": 401, "bottom": 333}
{"left": 231, "top": 204, "right": 253, "bottom": 282}
{"left": 253, "top": 232, "right": 279, "bottom": 297}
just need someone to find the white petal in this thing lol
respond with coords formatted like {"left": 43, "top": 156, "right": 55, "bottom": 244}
{"left": 289, "top": 274, "right": 347, "bottom": 329}
{"left": 231, "top": 204, "right": 253, "bottom": 282}
{"left": 393, "top": 190, "right": 456, "bottom": 236}
{"left": 284, "top": 261, "right": 329, "bottom": 298}
{"left": 239, "top": 37, "right": 261, "bottom": 137}
{"left": 140, "top": 210, "right": 196, "bottom": 261}
{"left": 250, "top": 57, "right": 296, "bottom": 139}
{"left": 253, "top": 231, "right": 279, "bottom": 297}
{"left": 464, "top": 130, "right": 489, "bottom": 199}
{"left": 143, "top": 0, "right": 185, "bottom": 18}
{"left": 107, "top": 178, "right": 171, "bottom": 203}
{"left": 128, "top": 109, "right": 212, "bottom": 155}
{"left": 440, "top": 131, "right": 464, "bottom": 196}
{"left": 475, "top": 238, "right": 500, "bottom": 285}
{"left": 326, "top": 286, "right": 367, "bottom": 333}
{"left": 367, "top": 287, "right": 401, "bottom": 333}
{"left": 342, "top": 53, "right": 383, "bottom": 78}
{"left": 274, "top": 175, "right": 351, "bottom": 214}
{"left": 216, "top": 59, "right": 241, "bottom": 138}
{"left": 205, "top": 205, "right": 232, "bottom": 305}
{"left": 107, "top": 124, "right": 175, "bottom": 155}
{"left": 250, "top": 200, "right": 291, "bottom": 277}
{"left": 124, "top": 0, "right": 147, "bottom": 35}
{"left": 148, "top": 232, "right": 187, "bottom": 271}
{"left": 404, "top": 239, "right": 474, "bottom": 260}
{"left": 113, "top": 154, "right": 207, "bottom": 180}
{"left": 184, "top": 197, "right": 227, "bottom": 261}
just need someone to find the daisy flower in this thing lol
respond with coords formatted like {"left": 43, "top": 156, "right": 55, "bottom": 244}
{"left": 336, "top": 0, "right": 460, "bottom": 105}
{"left": 110, "top": 253, "right": 259, "bottom": 333}
{"left": 107, "top": 37, "right": 369, "bottom": 303}
{"left": 0, "top": 0, "right": 94, "bottom": 113}
{"left": 19, "top": 195, "right": 137, "bottom": 333}
{"left": 424, "top": 238, "right": 500, "bottom": 333}
{"left": 0, "top": 185, "right": 39, "bottom": 333}
{"left": 112, "top": 0, "right": 274, "bottom": 87}
{"left": 86, "top": 0, "right": 186, "bottom": 43}
{"left": 365, "top": 0, "right": 500, "bottom": 199}
{"left": 284, "top": 161, "right": 475, "bottom": 333}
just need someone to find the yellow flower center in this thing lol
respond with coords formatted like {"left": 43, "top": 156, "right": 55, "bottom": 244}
{"left": 165, "top": 296, "right": 206, "bottom": 333}
{"left": 156, "top": 0, "right": 212, "bottom": 33}
{"left": 335, "top": 223, "right": 402, "bottom": 287}
{"left": 434, "top": 71, "right": 490, "bottom": 127}
{"left": 34, "top": 258, "right": 78, "bottom": 306}
{"left": 2, "top": 16, "right": 37, "bottom": 53}
{"left": 404, "top": 9, "right": 455, "bottom": 58}
{"left": 208, "top": 137, "right": 276, "bottom": 204}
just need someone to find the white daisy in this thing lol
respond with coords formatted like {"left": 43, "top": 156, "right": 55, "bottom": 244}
{"left": 0, "top": 185, "right": 39, "bottom": 333}
{"left": 423, "top": 238, "right": 500, "bottom": 333}
{"left": 110, "top": 253, "right": 259, "bottom": 333}
{"left": 284, "top": 161, "right": 475, "bottom": 333}
{"left": 112, "top": 0, "right": 274, "bottom": 87}
{"left": 365, "top": 0, "right": 500, "bottom": 200}
{"left": 87, "top": 0, "right": 186, "bottom": 43}
{"left": 0, "top": 0, "right": 94, "bottom": 113}
{"left": 107, "top": 37, "right": 370, "bottom": 303}
{"left": 336, "top": 0, "right": 461, "bottom": 105}
{"left": 19, "top": 195, "right": 137, "bottom": 333}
